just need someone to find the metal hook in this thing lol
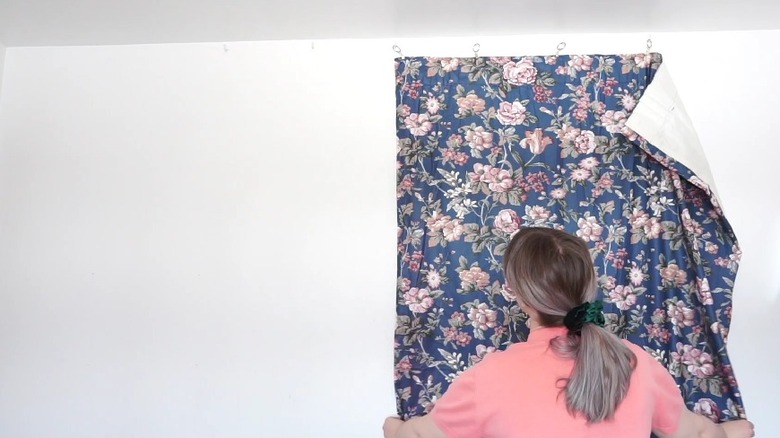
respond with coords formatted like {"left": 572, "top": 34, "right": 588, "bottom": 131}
{"left": 555, "top": 41, "right": 566, "bottom": 56}
{"left": 646, "top": 36, "right": 653, "bottom": 54}
{"left": 473, "top": 43, "right": 481, "bottom": 60}
{"left": 393, "top": 44, "right": 404, "bottom": 58}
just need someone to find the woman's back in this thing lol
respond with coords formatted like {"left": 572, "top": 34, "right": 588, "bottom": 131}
{"left": 431, "top": 326, "right": 683, "bottom": 438}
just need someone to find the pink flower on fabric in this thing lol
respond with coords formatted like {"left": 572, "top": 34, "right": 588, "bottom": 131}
{"left": 609, "top": 285, "right": 637, "bottom": 311}
{"left": 558, "top": 123, "right": 580, "bottom": 142}
{"left": 550, "top": 188, "right": 567, "bottom": 199}
{"left": 526, "top": 205, "right": 551, "bottom": 221}
{"left": 661, "top": 264, "right": 688, "bottom": 286}
{"left": 456, "top": 94, "right": 486, "bottom": 115}
{"left": 711, "top": 322, "right": 729, "bottom": 340}
{"left": 571, "top": 168, "right": 592, "bottom": 182}
{"left": 629, "top": 266, "right": 644, "bottom": 286}
{"left": 426, "top": 271, "right": 442, "bottom": 289}
{"left": 681, "top": 208, "right": 705, "bottom": 237}
{"left": 667, "top": 300, "right": 696, "bottom": 328}
{"left": 568, "top": 55, "right": 594, "bottom": 72}
{"left": 502, "top": 58, "right": 537, "bottom": 86}
{"left": 697, "top": 278, "right": 714, "bottom": 305}
{"left": 674, "top": 344, "right": 715, "bottom": 378}
{"left": 394, "top": 356, "right": 413, "bottom": 380}
{"left": 693, "top": 399, "right": 721, "bottom": 423}
{"left": 439, "top": 57, "right": 459, "bottom": 72}
{"left": 494, "top": 209, "right": 521, "bottom": 234}
{"left": 426, "top": 98, "right": 441, "bottom": 114}
{"left": 600, "top": 110, "right": 628, "bottom": 135}
{"left": 634, "top": 53, "right": 653, "bottom": 68}
{"left": 441, "top": 218, "right": 465, "bottom": 242}
{"left": 465, "top": 126, "right": 494, "bottom": 150}
{"left": 496, "top": 101, "right": 528, "bottom": 125}
{"left": 403, "top": 287, "right": 435, "bottom": 313}
{"left": 426, "top": 212, "right": 451, "bottom": 232}
{"left": 468, "top": 303, "right": 498, "bottom": 331}
{"left": 621, "top": 94, "right": 637, "bottom": 111}
{"left": 455, "top": 331, "right": 472, "bottom": 347}
{"left": 469, "top": 164, "right": 514, "bottom": 192}
{"left": 404, "top": 113, "right": 433, "bottom": 136}
{"left": 576, "top": 214, "right": 603, "bottom": 241}
{"left": 579, "top": 157, "right": 600, "bottom": 170}
{"left": 519, "top": 128, "right": 553, "bottom": 154}
{"left": 572, "top": 130, "right": 596, "bottom": 154}
{"left": 460, "top": 267, "right": 490, "bottom": 290}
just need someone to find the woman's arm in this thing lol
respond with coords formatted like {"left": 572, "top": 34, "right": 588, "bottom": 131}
{"left": 383, "top": 416, "right": 447, "bottom": 438}
{"left": 654, "top": 408, "right": 754, "bottom": 438}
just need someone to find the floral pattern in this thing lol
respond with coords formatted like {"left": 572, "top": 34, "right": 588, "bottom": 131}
{"left": 394, "top": 54, "right": 746, "bottom": 424}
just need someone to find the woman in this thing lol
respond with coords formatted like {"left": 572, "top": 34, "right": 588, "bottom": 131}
{"left": 384, "top": 227, "right": 754, "bottom": 438}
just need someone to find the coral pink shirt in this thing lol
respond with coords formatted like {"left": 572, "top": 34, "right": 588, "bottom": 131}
{"left": 431, "top": 326, "right": 684, "bottom": 438}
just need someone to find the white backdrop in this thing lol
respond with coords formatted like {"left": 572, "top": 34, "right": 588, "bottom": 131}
{"left": 0, "top": 31, "right": 777, "bottom": 437}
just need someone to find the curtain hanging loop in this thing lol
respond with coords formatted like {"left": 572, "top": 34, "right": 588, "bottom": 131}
{"left": 473, "top": 43, "right": 481, "bottom": 60}
{"left": 555, "top": 41, "right": 566, "bottom": 56}
{"left": 393, "top": 44, "right": 404, "bottom": 58}
{"left": 646, "top": 36, "right": 653, "bottom": 54}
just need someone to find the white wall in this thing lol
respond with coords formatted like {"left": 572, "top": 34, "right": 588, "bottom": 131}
{"left": 0, "top": 32, "right": 777, "bottom": 437}
{"left": 0, "top": 41, "right": 5, "bottom": 102}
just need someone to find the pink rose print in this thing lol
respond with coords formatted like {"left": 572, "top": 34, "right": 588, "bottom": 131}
{"left": 394, "top": 356, "right": 413, "bottom": 380}
{"left": 609, "top": 285, "right": 637, "bottom": 311}
{"left": 671, "top": 343, "right": 715, "bottom": 378}
{"left": 600, "top": 110, "right": 628, "bottom": 135}
{"left": 403, "top": 287, "right": 435, "bottom": 313}
{"left": 502, "top": 57, "right": 538, "bottom": 86}
{"left": 469, "top": 164, "right": 514, "bottom": 192}
{"left": 468, "top": 303, "right": 498, "bottom": 331}
{"left": 494, "top": 209, "right": 521, "bottom": 234}
{"left": 525, "top": 205, "right": 552, "bottom": 221}
{"left": 519, "top": 128, "right": 553, "bottom": 155}
{"left": 460, "top": 266, "right": 490, "bottom": 290}
{"left": 576, "top": 214, "right": 604, "bottom": 241}
{"left": 496, "top": 101, "right": 527, "bottom": 125}
{"left": 404, "top": 113, "right": 433, "bottom": 136}
{"left": 574, "top": 130, "right": 597, "bottom": 154}
{"left": 456, "top": 94, "right": 486, "bottom": 115}
{"left": 568, "top": 55, "right": 594, "bottom": 72}
{"left": 465, "top": 126, "right": 494, "bottom": 150}
{"left": 439, "top": 57, "right": 459, "bottom": 72}
{"left": 661, "top": 264, "right": 688, "bottom": 287}
{"left": 693, "top": 399, "right": 721, "bottom": 422}
{"left": 634, "top": 53, "right": 653, "bottom": 69}
{"left": 667, "top": 300, "right": 696, "bottom": 328}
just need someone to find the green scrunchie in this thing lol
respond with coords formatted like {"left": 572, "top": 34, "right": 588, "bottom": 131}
{"left": 563, "top": 300, "right": 605, "bottom": 332}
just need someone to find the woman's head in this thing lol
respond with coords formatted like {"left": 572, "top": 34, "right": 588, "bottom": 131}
{"left": 502, "top": 226, "right": 635, "bottom": 423}
{"left": 502, "top": 227, "right": 596, "bottom": 326}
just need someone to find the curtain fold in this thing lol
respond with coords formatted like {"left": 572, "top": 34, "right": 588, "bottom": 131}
{"left": 394, "top": 53, "right": 745, "bottom": 424}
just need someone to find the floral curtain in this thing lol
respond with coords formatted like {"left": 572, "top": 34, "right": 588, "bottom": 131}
{"left": 394, "top": 53, "right": 745, "bottom": 425}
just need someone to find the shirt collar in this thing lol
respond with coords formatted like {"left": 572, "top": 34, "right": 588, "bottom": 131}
{"left": 526, "top": 325, "right": 569, "bottom": 343}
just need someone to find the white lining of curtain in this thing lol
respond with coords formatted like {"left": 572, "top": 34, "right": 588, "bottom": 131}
{"left": 626, "top": 63, "right": 721, "bottom": 204}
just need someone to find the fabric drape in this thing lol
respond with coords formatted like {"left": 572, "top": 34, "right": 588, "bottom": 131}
{"left": 394, "top": 53, "right": 745, "bottom": 424}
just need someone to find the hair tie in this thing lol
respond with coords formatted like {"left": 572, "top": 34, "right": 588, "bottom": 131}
{"left": 563, "top": 301, "right": 605, "bottom": 333}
